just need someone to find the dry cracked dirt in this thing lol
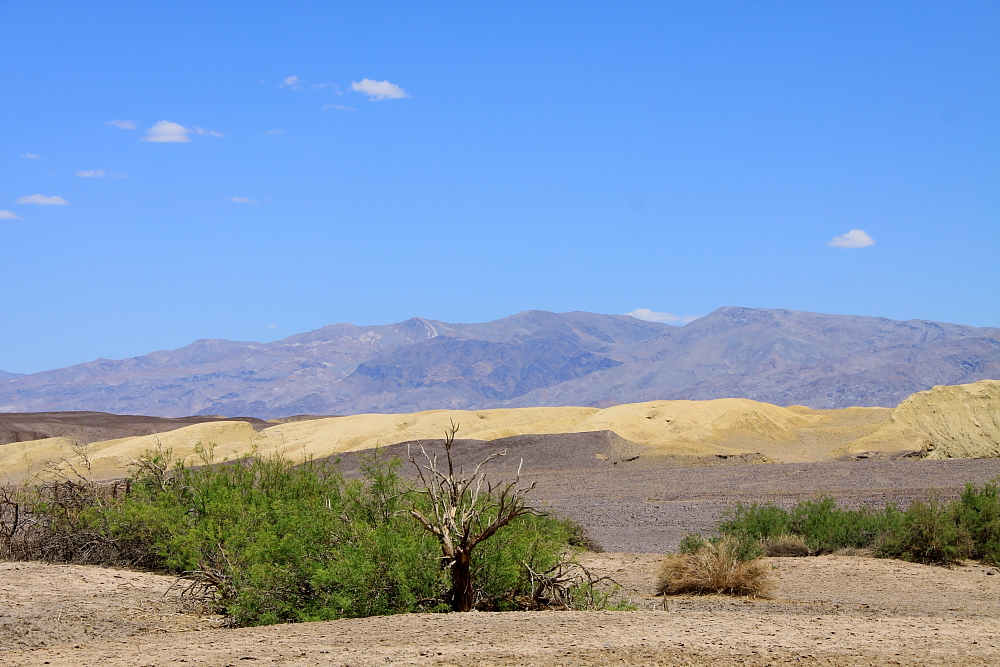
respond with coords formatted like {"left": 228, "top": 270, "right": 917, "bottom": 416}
{"left": 3, "top": 457, "right": 1000, "bottom": 666}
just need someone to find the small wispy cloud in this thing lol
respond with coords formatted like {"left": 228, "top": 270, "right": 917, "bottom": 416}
{"left": 828, "top": 229, "right": 875, "bottom": 249}
{"left": 228, "top": 196, "right": 258, "bottom": 204}
{"left": 142, "top": 121, "right": 222, "bottom": 142}
{"left": 281, "top": 75, "right": 303, "bottom": 90}
{"left": 76, "top": 169, "right": 106, "bottom": 178}
{"left": 265, "top": 129, "right": 286, "bottom": 135}
{"left": 143, "top": 121, "right": 192, "bottom": 143}
{"left": 625, "top": 308, "right": 698, "bottom": 325}
{"left": 16, "top": 194, "right": 69, "bottom": 206}
{"left": 20, "top": 153, "right": 41, "bottom": 159}
{"left": 0, "top": 210, "right": 22, "bottom": 219}
{"left": 264, "top": 324, "right": 278, "bottom": 329}
{"left": 323, "top": 104, "right": 356, "bottom": 111}
{"left": 350, "top": 78, "right": 408, "bottom": 100}
{"left": 311, "top": 82, "right": 341, "bottom": 92}
{"left": 106, "top": 120, "right": 136, "bottom": 130}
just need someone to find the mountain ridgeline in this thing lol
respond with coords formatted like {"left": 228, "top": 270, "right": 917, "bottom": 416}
{"left": 2, "top": 307, "right": 999, "bottom": 419}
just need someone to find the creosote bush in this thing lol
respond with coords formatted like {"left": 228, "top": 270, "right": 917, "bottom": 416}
{"left": 715, "top": 479, "right": 1000, "bottom": 567}
{"left": 1, "top": 441, "right": 617, "bottom": 626}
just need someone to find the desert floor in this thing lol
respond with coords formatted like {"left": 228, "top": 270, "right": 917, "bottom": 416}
{"left": 2, "top": 554, "right": 999, "bottom": 666}
{"left": 3, "top": 458, "right": 1000, "bottom": 666}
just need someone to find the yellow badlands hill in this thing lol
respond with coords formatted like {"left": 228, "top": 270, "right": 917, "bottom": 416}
{"left": 2, "top": 380, "right": 998, "bottom": 483}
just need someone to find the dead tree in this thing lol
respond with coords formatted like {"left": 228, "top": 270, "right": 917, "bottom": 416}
{"left": 407, "top": 420, "right": 541, "bottom": 612}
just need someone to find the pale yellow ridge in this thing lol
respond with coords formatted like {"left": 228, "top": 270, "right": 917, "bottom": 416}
{"left": 3, "top": 380, "right": 998, "bottom": 483}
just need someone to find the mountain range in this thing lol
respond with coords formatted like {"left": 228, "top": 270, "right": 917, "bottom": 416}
{"left": 2, "top": 307, "right": 999, "bottom": 419}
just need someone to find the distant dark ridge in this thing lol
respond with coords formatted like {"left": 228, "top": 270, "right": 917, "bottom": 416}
{"left": 0, "top": 411, "right": 272, "bottom": 447}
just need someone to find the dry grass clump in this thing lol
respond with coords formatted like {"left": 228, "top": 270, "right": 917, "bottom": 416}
{"left": 763, "top": 533, "right": 811, "bottom": 557}
{"left": 657, "top": 537, "right": 776, "bottom": 598}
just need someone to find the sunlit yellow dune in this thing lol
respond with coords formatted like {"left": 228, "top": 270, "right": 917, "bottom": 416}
{"left": 3, "top": 380, "right": 998, "bottom": 484}
{"left": 839, "top": 380, "right": 1000, "bottom": 459}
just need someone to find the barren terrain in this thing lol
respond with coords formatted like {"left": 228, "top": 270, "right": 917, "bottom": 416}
{"left": 7, "top": 379, "right": 1000, "bottom": 485}
{"left": 4, "top": 455, "right": 1000, "bottom": 664}
{"left": 3, "top": 389, "right": 1000, "bottom": 664}
{"left": 2, "top": 552, "right": 998, "bottom": 666}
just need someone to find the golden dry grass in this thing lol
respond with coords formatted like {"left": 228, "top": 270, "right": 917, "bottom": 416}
{"left": 762, "top": 533, "right": 811, "bottom": 557}
{"left": 656, "top": 538, "right": 776, "bottom": 598}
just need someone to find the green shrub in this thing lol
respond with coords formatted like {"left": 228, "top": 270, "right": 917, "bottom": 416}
{"left": 678, "top": 532, "right": 711, "bottom": 555}
{"left": 956, "top": 480, "right": 1000, "bottom": 565}
{"left": 877, "top": 499, "right": 973, "bottom": 566}
{"left": 71, "top": 446, "right": 598, "bottom": 625}
{"left": 790, "top": 497, "right": 902, "bottom": 554}
{"left": 718, "top": 502, "right": 791, "bottom": 541}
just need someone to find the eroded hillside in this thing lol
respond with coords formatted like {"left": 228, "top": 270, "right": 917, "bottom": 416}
{"left": 4, "top": 380, "right": 997, "bottom": 484}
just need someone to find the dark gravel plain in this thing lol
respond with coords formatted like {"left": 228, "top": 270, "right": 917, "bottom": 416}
{"left": 334, "top": 430, "right": 1000, "bottom": 552}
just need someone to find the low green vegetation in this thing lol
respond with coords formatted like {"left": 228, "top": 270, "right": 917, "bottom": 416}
{"left": 0, "top": 443, "right": 622, "bottom": 626}
{"left": 660, "top": 479, "right": 1000, "bottom": 599}
{"left": 703, "top": 479, "right": 1000, "bottom": 567}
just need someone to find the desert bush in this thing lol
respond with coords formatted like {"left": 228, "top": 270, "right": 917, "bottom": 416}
{"left": 4, "top": 443, "right": 608, "bottom": 625}
{"left": 718, "top": 502, "right": 791, "bottom": 540}
{"left": 763, "top": 533, "right": 811, "bottom": 557}
{"left": 0, "top": 478, "right": 149, "bottom": 565}
{"left": 876, "top": 499, "right": 973, "bottom": 566}
{"left": 677, "top": 532, "right": 710, "bottom": 555}
{"left": 789, "top": 497, "right": 902, "bottom": 554}
{"left": 718, "top": 497, "right": 903, "bottom": 555}
{"left": 713, "top": 482, "right": 1000, "bottom": 567}
{"left": 956, "top": 480, "right": 1000, "bottom": 565}
{"left": 657, "top": 536, "right": 775, "bottom": 597}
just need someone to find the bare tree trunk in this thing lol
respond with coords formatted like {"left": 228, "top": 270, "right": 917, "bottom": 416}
{"left": 451, "top": 551, "right": 474, "bottom": 612}
{"left": 408, "top": 420, "right": 540, "bottom": 612}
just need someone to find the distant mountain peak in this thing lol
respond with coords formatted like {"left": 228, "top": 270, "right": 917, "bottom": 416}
{"left": 1, "top": 308, "right": 998, "bottom": 418}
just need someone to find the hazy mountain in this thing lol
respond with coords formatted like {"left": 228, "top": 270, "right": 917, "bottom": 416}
{"left": 1, "top": 308, "right": 999, "bottom": 418}
{"left": 0, "top": 370, "right": 24, "bottom": 380}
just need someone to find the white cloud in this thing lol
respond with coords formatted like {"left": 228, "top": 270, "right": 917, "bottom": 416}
{"left": 350, "top": 78, "right": 408, "bottom": 100}
{"left": 281, "top": 75, "right": 303, "bottom": 90}
{"left": 106, "top": 120, "right": 136, "bottom": 129}
{"left": 20, "top": 153, "right": 41, "bottom": 159}
{"left": 828, "top": 229, "right": 875, "bottom": 249}
{"left": 76, "top": 169, "right": 106, "bottom": 177}
{"left": 16, "top": 194, "right": 69, "bottom": 205}
{"left": 142, "top": 121, "right": 222, "bottom": 142}
{"left": 625, "top": 308, "right": 698, "bottom": 325}
{"left": 264, "top": 129, "right": 286, "bottom": 135}
{"left": 143, "top": 121, "right": 192, "bottom": 143}
{"left": 323, "top": 104, "right": 356, "bottom": 111}
{"left": 0, "top": 210, "right": 22, "bottom": 219}
{"left": 228, "top": 196, "right": 258, "bottom": 204}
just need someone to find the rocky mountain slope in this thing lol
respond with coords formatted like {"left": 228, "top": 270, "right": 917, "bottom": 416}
{"left": 1, "top": 308, "right": 999, "bottom": 418}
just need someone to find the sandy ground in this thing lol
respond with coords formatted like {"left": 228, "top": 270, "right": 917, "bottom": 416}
{"left": 2, "top": 554, "right": 999, "bottom": 666}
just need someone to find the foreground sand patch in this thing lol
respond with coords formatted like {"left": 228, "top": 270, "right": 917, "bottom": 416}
{"left": 1, "top": 556, "right": 997, "bottom": 667}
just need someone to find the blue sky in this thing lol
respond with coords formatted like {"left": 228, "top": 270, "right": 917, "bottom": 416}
{"left": 2, "top": 1, "right": 998, "bottom": 373}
